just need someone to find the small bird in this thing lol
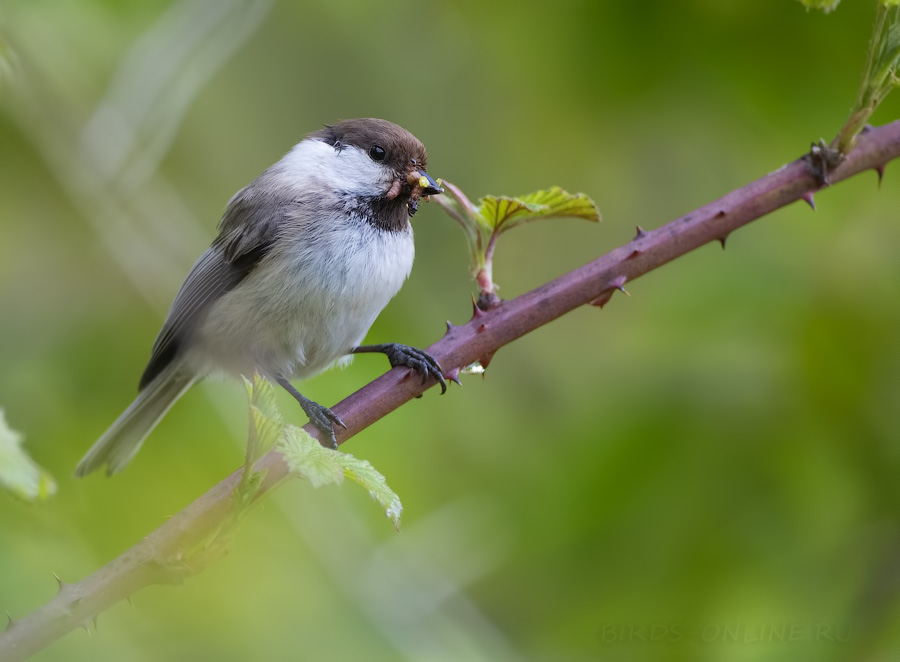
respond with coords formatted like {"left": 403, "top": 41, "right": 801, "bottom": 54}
{"left": 76, "top": 118, "right": 445, "bottom": 477}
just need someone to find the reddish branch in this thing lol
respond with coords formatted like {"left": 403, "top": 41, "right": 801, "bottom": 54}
{"left": 2, "top": 120, "right": 899, "bottom": 660}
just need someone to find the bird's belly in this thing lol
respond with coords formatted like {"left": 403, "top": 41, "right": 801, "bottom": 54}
{"left": 192, "top": 225, "right": 414, "bottom": 381}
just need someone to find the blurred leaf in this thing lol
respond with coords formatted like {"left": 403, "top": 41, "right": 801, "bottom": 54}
{"left": 476, "top": 186, "right": 601, "bottom": 234}
{"left": 797, "top": 0, "right": 841, "bottom": 12}
{"left": 244, "top": 373, "right": 282, "bottom": 427}
{"left": 875, "top": 22, "right": 900, "bottom": 79}
{"left": 249, "top": 405, "right": 282, "bottom": 456}
{"left": 234, "top": 375, "right": 283, "bottom": 512}
{"left": 833, "top": 2, "right": 900, "bottom": 153}
{"left": 278, "top": 426, "right": 402, "bottom": 530}
{"left": 337, "top": 452, "right": 403, "bottom": 531}
{"left": 0, "top": 31, "right": 20, "bottom": 85}
{"left": 279, "top": 426, "right": 344, "bottom": 488}
{"left": 243, "top": 374, "right": 283, "bottom": 465}
{"left": 0, "top": 409, "right": 56, "bottom": 501}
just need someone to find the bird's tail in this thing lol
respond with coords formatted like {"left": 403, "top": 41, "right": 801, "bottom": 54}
{"left": 75, "top": 363, "right": 196, "bottom": 477}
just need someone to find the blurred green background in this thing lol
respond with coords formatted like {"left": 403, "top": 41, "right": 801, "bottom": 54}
{"left": 2, "top": 1, "right": 899, "bottom": 660}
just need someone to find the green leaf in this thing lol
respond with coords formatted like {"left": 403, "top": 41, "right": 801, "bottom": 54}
{"left": 243, "top": 374, "right": 283, "bottom": 465}
{"left": 475, "top": 196, "right": 542, "bottom": 231}
{"left": 278, "top": 426, "right": 403, "bottom": 530}
{"left": 244, "top": 373, "right": 282, "bottom": 428}
{"left": 279, "top": 426, "right": 344, "bottom": 488}
{"left": 249, "top": 405, "right": 283, "bottom": 455}
{"left": 796, "top": 0, "right": 841, "bottom": 12}
{"left": 235, "top": 375, "right": 284, "bottom": 511}
{"left": 876, "top": 22, "right": 900, "bottom": 79}
{"left": 334, "top": 452, "right": 403, "bottom": 531}
{"left": 475, "top": 186, "right": 601, "bottom": 234}
{"left": 0, "top": 409, "right": 56, "bottom": 501}
{"left": 517, "top": 186, "right": 603, "bottom": 224}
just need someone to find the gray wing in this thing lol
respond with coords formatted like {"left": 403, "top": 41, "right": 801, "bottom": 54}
{"left": 138, "top": 183, "right": 287, "bottom": 390}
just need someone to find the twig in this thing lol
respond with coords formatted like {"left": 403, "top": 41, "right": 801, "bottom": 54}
{"left": 2, "top": 120, "right": 899, "bottom": 660}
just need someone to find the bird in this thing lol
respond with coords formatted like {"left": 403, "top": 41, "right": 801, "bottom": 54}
{"left": 75, "top": 118, "right": 445, "bottom": 477}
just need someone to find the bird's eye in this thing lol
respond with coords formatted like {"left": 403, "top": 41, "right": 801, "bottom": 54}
{"left": 369, "top": 145, "right": 386, "bottom": 161}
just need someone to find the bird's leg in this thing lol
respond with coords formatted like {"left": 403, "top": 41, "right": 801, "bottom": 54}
{"left": 351, "top": 344, "right": 446, "bottom": 394}
{"left": 274, "top": 375, "right": 345, "bottom": 449}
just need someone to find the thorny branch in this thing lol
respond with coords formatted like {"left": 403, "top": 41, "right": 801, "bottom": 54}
{"left": 2, "top": 120, "right": 899, "bottom": 660}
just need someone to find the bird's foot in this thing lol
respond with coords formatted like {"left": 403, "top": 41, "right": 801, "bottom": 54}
{"left": 353, "top": 343, "right": 446, "bottom": 394}
{"left": 300, "top": 400, "right": 346, "bottom": 450}
{"left": 275, "top": 375, "right": 346, "bottom": 449}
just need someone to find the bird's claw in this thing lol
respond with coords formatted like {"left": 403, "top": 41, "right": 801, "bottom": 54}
{"left": 302, "top": 401, "right": 346, "bottom": 449}
{"left": 383, "top": 343, "right": 447, "bottom": 394}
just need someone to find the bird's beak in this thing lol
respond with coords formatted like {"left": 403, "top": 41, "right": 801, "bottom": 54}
{"left": 413, "top": 171, "right": 443, "bottom": 196}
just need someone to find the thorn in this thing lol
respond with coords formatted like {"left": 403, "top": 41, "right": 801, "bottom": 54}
{"left": 6, "top": 610, "right": 15, "bottom": 630}
{"left": 445, "top": 320, "right": 454, "bottom": 334}
{"left": 127, "top": 597, "right": 135, "bottom": 610}
{"left": 81, "top": 622, "right": 92, "bottom": 637}
{"left": 715, "top": 210, "right": 727, "bottom": 219}
{"left": 470, "top": 294, "right": 486, "bottom": 319}
{"left": 446, "top": 368, "right": 462, "bottom": 386}
{"left": 801, "top": 191, "right": 816, "bottom": 211}
{"left": 590, "top": 291, "right": 613, "bottom": 308}
{"left": 718, "top": 235, "right": 728, "bottom": 250}
{"left": 92, "top": 615, "right": 99, "bottom": 631}
{"left": 52, "top": 571, "right": 67, "bottom": 592}
{"left": 875, "top": 163, "right": 885, "bottom": 187}
{"left": 626, "top": 249, "right": 641, "bottom": 261}
{"left": 477, "top": 323, "right": 487, "bottom": 332}
{"left": 634, "top": 225, "right": 646, "bottom": 239}
{"left": 609, "top": 275, "right": 629, "bottom": 296}
{"left": 479, "top": 352, "right": 495, "bottom": 370}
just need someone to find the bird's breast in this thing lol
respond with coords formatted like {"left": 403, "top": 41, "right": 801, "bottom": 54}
{"left": 194, "top": 217, "right": 415, "bottom": 380}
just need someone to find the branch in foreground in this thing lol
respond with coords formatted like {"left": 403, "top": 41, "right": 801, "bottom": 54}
{"left": 2, "top": 120, "right": 899, "bottom": 660}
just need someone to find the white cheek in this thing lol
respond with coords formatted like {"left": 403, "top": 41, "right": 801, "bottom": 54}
{"left": 274, "top": 139, "right": 392, "bottom": 196}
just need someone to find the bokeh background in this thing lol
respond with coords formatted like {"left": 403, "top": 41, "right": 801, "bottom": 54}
{"left": 2, "top": 1, "right": 899, "bottom": 660}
